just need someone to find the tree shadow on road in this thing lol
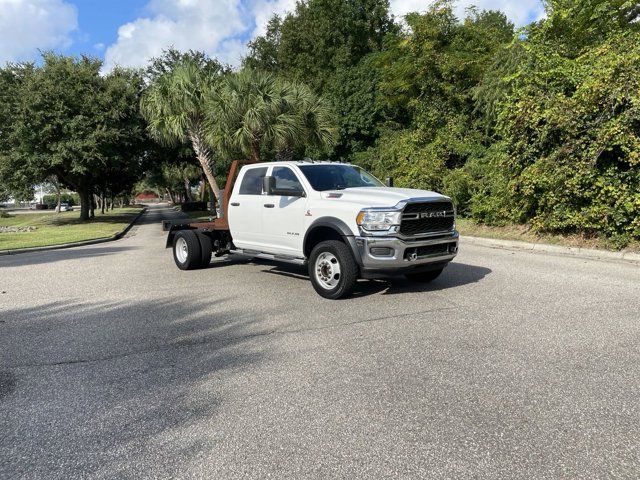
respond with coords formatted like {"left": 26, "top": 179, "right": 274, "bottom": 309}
{"left": 0, "top": 245, "right": 140, "bottom": 268}
{"left": 1, "top": 296, "right": 272, "bottom": 478}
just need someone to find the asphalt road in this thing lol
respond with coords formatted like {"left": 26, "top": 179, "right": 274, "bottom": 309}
{"left": 1, "top": 205, "right": 639, "bottom": 479}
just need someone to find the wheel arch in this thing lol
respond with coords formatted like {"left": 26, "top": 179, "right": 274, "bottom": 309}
{"left": 303, "top": 217, "right": 363, "bottom": 266}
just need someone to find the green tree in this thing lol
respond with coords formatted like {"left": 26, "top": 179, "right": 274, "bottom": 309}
{"left": 244, "top": 0, "right": 396, "bottom": 158}
{"left": 140, "top": 58, "right": 225, "bottom": 200}
{"left": 1, "top": 54, "right": 146, "bottom": 220}
{"left": 475, "top": 0, "right": 640, "bottom": 243}
{"left": 205, "top": 69, "right": 336, "bottom": 162}
{"left": 354, "top": 2, "right": 514, "bottom": 213}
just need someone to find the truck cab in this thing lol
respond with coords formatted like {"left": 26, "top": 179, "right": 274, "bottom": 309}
{"left": 168, "top": 161, "right": 459, "bottom": 299}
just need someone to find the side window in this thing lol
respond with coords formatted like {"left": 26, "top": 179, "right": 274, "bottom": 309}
{"left": 239, "top": 167, "right": 268, "bottom": 195}
{"left": 273, "top": 167, "right": 304, "bottom": 193}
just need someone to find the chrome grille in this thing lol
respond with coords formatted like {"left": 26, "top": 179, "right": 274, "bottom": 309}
{"left": 400, "top": 201, "right": 455, "bottom": 236}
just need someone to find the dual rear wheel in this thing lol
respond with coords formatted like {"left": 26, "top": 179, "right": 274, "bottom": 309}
{"left": 172, "top": 230, "right": 212, "bottom": 270}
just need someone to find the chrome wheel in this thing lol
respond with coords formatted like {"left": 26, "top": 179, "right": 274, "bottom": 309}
{"left": 314, "top": 252, "right": 341, "bottom": 290}
{"left": 175, "top": 237, "right": 188, "bottom": 264}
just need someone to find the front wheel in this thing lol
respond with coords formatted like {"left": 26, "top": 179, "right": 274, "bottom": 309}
{"left": 308, "top": 240, "right": 358, "bottom": 299}
{"left": 404, "top": 268, "right": 444, "bottom": 283}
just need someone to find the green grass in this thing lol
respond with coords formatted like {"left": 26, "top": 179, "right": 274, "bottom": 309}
{"left": 456, "top": 218, "right": 640, "bottom": 253}
{"left": 0, "top": 207, "right": 143, "bottom": 251}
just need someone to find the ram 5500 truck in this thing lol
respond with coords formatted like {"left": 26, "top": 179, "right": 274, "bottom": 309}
{"left": 167, "top": 161, "right": 459, "bottom": 299}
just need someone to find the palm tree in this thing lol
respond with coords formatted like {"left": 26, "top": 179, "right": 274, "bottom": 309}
{"left": 140, "top": 59, "right": 223, "bottom": 200}
{"left": 205, "top": 69, "right": 336, "bottom": 162}
{"left": 276, "top": 81, "right": 336, "bottom": 161}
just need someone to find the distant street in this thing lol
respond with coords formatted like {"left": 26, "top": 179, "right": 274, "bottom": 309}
{"left": 1, "top": 204, "right": 639, "bottom": 479}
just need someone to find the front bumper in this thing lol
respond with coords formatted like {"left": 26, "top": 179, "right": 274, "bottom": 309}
{"left": 354, "top": 231, "right": 459, "bottom": 277}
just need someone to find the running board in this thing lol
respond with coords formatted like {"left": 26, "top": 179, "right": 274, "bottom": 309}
{"left": 229, "top": 249, "right": 307, "bottom": 265}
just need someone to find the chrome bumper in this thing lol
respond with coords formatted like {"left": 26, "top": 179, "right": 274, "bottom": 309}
{"left": 354, "top": 231, "right": 459, "bottom": 271}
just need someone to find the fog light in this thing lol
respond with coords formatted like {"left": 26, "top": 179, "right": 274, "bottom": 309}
{"left": 370, "top": 247, "right": 393, "bottom": 257}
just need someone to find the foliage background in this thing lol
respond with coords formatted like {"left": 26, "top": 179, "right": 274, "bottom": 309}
{"left": 0, "top": 0, "right": 638, "bottom": 246}
{"left": 245, "top": 0, "right": 640, "bottom": 245}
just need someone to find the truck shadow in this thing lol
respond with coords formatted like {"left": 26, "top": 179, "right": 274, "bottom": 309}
{"left": 259, "top": 261, "right": 491, "bottom": 297}
{"left": 352, "top": 262, "right": 492, "bottom": 297}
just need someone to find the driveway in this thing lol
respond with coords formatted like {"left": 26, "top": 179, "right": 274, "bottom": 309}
{"left": 1, "top": 205, "right": 638, "bottom": 479}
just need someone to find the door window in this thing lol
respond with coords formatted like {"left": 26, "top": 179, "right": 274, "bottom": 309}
{"left": 272, "top": 167, "right": 304, "bottom": 194}
{"left": 239, "top": 167, "right": 268, "bottom": 195}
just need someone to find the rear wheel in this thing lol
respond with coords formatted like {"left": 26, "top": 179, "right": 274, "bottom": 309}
{"left": 404, "top": 268, "right": 444, "bottom": 283}
{"left": 196, "top": 231, "right": 213, "bottom": 267}
{"left": 173, "top": 230, "right": 202, "bottom": 270}
{"left": 309, "top": 240, "right": 358, "bottom": 299}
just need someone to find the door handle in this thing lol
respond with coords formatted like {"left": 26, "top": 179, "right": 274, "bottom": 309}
{"left": 263, "top": 203, "right": 275, "bottom": 208}
{"left": 230, "top": 202, "right": 240, "bottom": 206}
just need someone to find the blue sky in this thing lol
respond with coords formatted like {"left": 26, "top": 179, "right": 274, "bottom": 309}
{"left": 0, "top": 0, "right": 545, "bottom": 70}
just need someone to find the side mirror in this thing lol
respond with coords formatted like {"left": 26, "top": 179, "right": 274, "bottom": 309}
{"left": 385, "top": 177, "right": 394, "bottom": 187}
{"left": 262, "top": 175, "right": 275, "bottom": 195}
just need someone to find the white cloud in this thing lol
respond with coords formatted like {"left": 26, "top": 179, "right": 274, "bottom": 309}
{"left": 102, "top": 0, "right": 543, "bottom": 73}
{"left": 250, "top": 0, "right": 295, "bottom": 36}
{"left": 0, "top": 0, "right": 78, "bottom": 64}
{"left": 390, "top": 0, "right": 544, "bottom": 26}
{"left": 102, "top": 0, "right": 253, "bottom": 72}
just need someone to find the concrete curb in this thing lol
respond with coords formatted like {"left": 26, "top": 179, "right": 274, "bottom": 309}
{"left": 461, "top": 235, "right": 640, "bottom": 265}
{"left": 0, "top": 208, "right": 147, "bottom": 256}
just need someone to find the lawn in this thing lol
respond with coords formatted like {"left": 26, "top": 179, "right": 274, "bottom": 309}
{"left": 0, "top": 207, "right": 143, "bottom": 251}
{"left": 456, "top": 218, "right": 640, "bottom": 253}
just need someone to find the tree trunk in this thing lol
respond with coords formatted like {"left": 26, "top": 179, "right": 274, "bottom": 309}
{"left": 189, "top": 125, "right": 221, "bottom": 201}
{"left": 79, "top": 188, "right": 90, "bottom": 221}
{"left": 101, "top": 193, "right": 106, "bottom": 214}
{"left": 184, "top": 177, "right": 192, "bottom": 202}
{"left": 250, "top": 142, "right": 261, "bottom": 163}
{"left": 90, "top": 189, "right": 96, "bottom": 219}
{"left": 198, "top": 175, "right": 206, "bottom": 201}
{"left": 276, "top": 145, "right": 294, "bottom": 162}
{"left": 166, "top": 188, "right": 175, "bottom": 204}
{"left": 55, "top": 183, "right": 61, "bottom": 213}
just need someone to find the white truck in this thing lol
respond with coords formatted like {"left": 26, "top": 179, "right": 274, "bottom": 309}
{"left": 167, "top": 160, "right": 459, "bottom": 299}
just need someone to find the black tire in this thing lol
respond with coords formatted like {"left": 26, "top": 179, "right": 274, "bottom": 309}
{"left": 308, "top": 240, "right": 358, "bottom": 299}
{"left": 196, "top": 231, "right": 213, "bottom": 267}
{"left": 172, "top": 230, "right": 202, "bottom": 270}
{"left": 405, "top": 268, "right": 444, "bottom": 283}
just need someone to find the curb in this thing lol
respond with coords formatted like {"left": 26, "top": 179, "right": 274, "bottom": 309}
{"left": 0, "top": 208, "right": 147, "bottom": 256}
{"left": 461, "top": 235, "right": 640, "bottom": 265}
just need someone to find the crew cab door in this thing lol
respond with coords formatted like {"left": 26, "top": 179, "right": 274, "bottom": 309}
{"left": 227, "top": 166, "right": 269, "bottom": 250}
{"left": 261, "top": 166, "right": 307, "bottom": 256}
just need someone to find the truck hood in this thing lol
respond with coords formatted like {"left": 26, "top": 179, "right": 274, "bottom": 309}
{"left": 321, "top": 187, "right": 449, "bottom": 208}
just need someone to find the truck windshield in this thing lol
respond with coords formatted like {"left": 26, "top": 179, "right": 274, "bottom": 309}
{"left": 298, "top": 164, "right": 384, "bottom": 191}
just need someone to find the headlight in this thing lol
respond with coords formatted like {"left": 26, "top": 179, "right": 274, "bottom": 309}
{"left": 356, "top": 210, "right": 402, "bottom": 231}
